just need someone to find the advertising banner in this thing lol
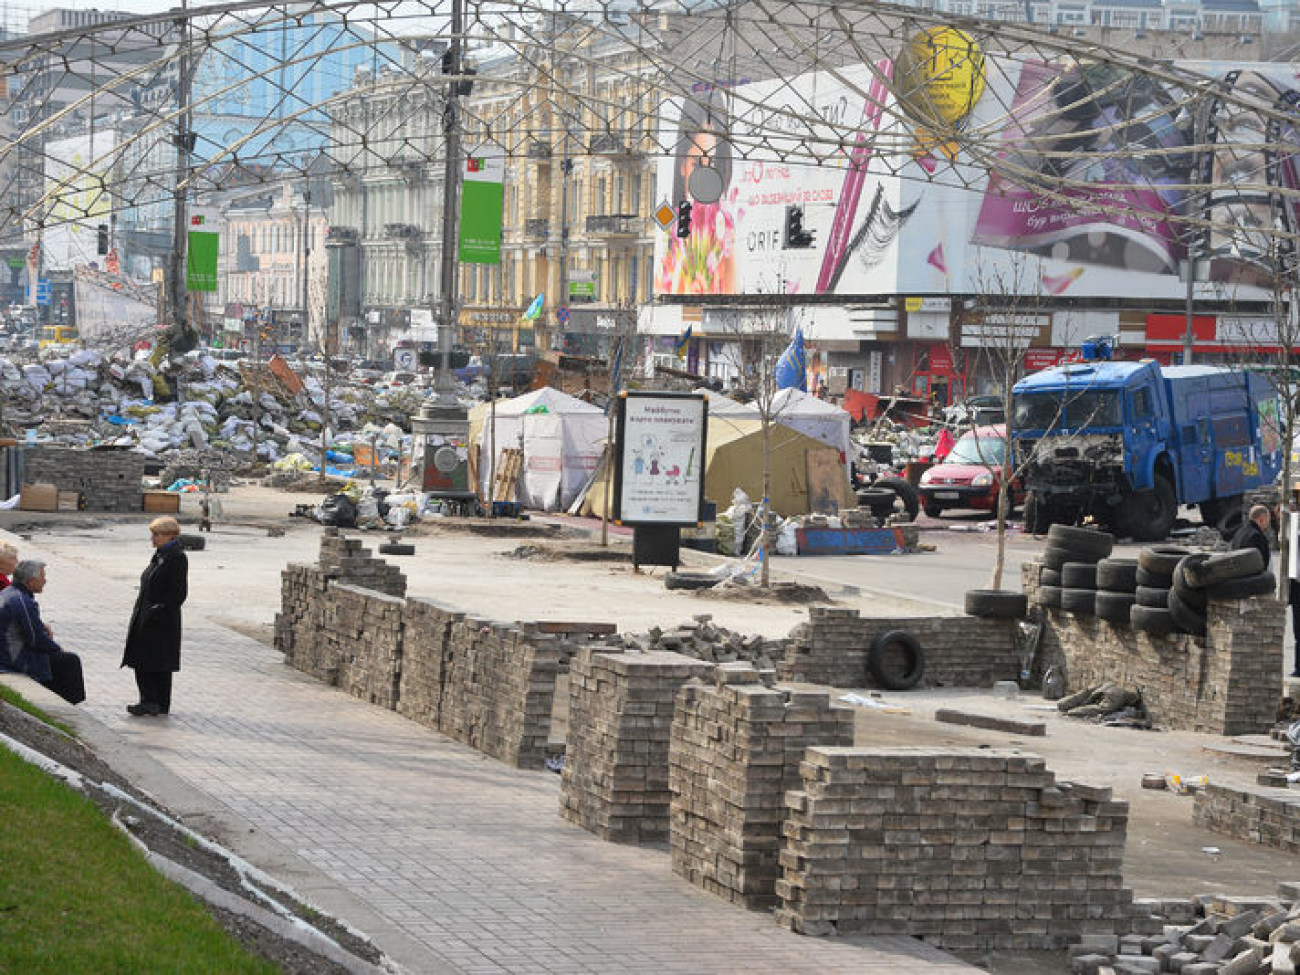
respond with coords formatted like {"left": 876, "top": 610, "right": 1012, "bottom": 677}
{"left": 459, "top": 148, "right": 504, "bottom": 264}
{"left": 613, "top": 392, "right": 708, "bottom": 526}
{"left": 44, "top": 131, "right": 116, "bottom": 273}
{"left": 654, "top": 47, "right": 1299, "bottom": 307}
{"left": 186, "top": 206, "right": 220, "bottom": 292}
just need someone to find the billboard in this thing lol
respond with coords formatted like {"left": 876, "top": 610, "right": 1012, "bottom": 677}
{"left": 655, "top": 46, "right": 1299, "bottom": 306}
{"left": 612, "top": 391, "right": 708, "bottom": 526}
{"left": 44, "top": 131, "right": 116, "bottom": 273}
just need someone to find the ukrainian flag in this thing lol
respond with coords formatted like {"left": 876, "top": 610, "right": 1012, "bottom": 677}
{"left": 675, "top": 325, "right": 692, "bottom": 360}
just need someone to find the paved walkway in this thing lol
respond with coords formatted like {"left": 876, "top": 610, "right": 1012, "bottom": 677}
{"left": 21, "top": 529, "right": 975, "bottom": 975}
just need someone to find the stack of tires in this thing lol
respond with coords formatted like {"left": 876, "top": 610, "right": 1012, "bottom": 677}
{"left": 1167, "top": 548, "right": 1274, "bottom": 637}
{"left": 1037, "top": 525, "right": 1115, "bottom": 615}
{"left": 1093, "top": 557, "right": 1139, "bottom": 624}
{"left": 1131, "top": 546, "right": 1190, "bottom": 636}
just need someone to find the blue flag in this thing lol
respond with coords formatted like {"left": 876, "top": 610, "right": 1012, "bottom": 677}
{"left": 523, "top": 293, "right": 545, "bottom": 320}
{"left": 775, "top": 328, "right": 806, "bottom": 391}
{"left": 675, "top": 325, "right": 692, "bottom": 359}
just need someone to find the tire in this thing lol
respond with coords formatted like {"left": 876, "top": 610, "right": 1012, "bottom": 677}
{"left": 177, "top": 533, "right": 205, "bottom": 551}
{"left": 1036, "top": 584, "right": 1062, "bottom": 608}
{"left": 1046, "top": 524, "right": 1115, "bottom": 559}
{"left": 1216, "top": 506, "right": 1246, "bottom": 543}
{"left": 1119, "top": 475, "right": 1177, "bottom": 542}
{"left": 1023, "top": 492, "right": 1050, "bottom": 535}
{"left": 1200, "top": 495, "right": 1241, "bottom": 529}
{"left": 1168, "top": 590, "right": 1208, "bottom": 637}
{"left": 868, "top": 630, "right": 926, "bottom": 691}
{"left": 1040, "top": 567, "right": 1062, "bottom": 587}
{"left": 856, "top": 487, "right": 895, "bottom": 510}
{"left": 923, "top": 503, "right": 944, "bottom": 519}
{"left": 1043, "top": 543, "right": 1104, "bottom": 570}
{"left": 1095, "top": 590, "right": 1136, "bottom": 624}
{"left": 1095, "top": 558, "right": 1139, "bottom": 593}
{"left": 964, "top": 589, "right": 1028, "bottom": 619}
{"left": 665, "top": 571, "right": 720, "bottom": 591}
{"left": 1171, "top": 558, "right": 1209, "bottom": 613}
{"left": 875, "top": 476, "right": 921, "bottom": 522}
{"left": 1135, "top": 566, "right": 1174, "bottom": 588}
{"left": 1060, "top": 562, "right": 1098, "bottom": 589}
{"left": 1131, "top": 604, "right": 1177, "bottom": 636}
{"left": 1060, "top": 587, "right": 1097, "bottom": 614}
{"left": 1184, "top": 548, "right": 1265, "bottom": 588}
{"left": 1138, "top": 545, "right": 1191, "bottom": 576}
{"left": 1135, "top": 585, "right": 1171, "bottom": 608}
{"left": 378, "top": 542, "right": 415, "bottom": 556}
{"left": 1205, "top": 571, "right": 1277, "bottom": 600}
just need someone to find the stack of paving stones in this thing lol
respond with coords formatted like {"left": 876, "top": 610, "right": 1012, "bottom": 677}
{"left": 781, "top": 607, "right": 1020, "bottom": 688}
{"left": 393, "top": 597, "right": 463, "bottom": 730}
{"left": 669, "top": 664, "right": 853, "bottom": 909}
{"left": 1035, "top": 589, "right": 1283, "bottom": 734}
{"left": 320, "top": 583, "right": 405, "bottom": 708}
{"left": 437, "top": 618, "right": 563, "bottom": 769}
{"left": 775, "top": 747, "right": 1133, "bottom": 951}
{"left": 1072, "top": 887, "right": 1300, "bottom": 974}
{"left": 1193, "top": 783, "right": 1300, "bottom": 854}
{"left": 274, "top": 562, "right": 337, "bottom": 680}
{"left": 317, "top": 528, "right": 407, "bottom": 597}
{"left": 560, "top": 647, "right": 712, "bottom": 844}
{"left": 22, "top": 446, "right": 144, "bottom": 511}
{"left": 608, "top": 614, "right": 786, "bottom": 668}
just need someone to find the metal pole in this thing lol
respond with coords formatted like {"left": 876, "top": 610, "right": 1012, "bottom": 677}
{"left": 169, "top": 0, "right": 191, "bottom": 342}
{"left": 1183, "top": 247, "right": 1195, "bottom": 366}
{"left": 432, "top": 0, "right": 463, "bottom": 402}
{"left": 300, "top": 191, "right": 310, "bottom": 350}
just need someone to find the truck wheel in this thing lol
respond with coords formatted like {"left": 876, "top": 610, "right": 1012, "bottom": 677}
{"left": 1119, "top": 476, "right": 1177, "bottom": 542}
{"left": 1199, "top": 496, "right": 1240, "bottom": 529}
{"left": 1023, "top": 492, "right": 1050, "bottom": 534}
{"left": 923, "top": 503, "right": 944, "bottom": 519}
{"left": 875, "top": 476, "right": 920, "bottom": 522}
{"left": 1216, "top": 507, "right": 1245, "bottom": 543}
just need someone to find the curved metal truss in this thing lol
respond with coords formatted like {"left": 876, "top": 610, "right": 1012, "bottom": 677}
{"left": 2, "top": 0, "right": 1300, "bottom": 268}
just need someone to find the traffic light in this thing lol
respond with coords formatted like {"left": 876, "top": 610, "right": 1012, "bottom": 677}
{"left": 96, "top": 224, "right": 109, "bottom": 255}
{"left": 676, "top": 201, "right": 692, "bottom": 238}
{"left": 784, "top": 205, "right": 815, "bottom": 249}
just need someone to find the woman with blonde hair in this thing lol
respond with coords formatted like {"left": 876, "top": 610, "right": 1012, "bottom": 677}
{"left": 0, "top": 541, "right": 18, "bottom": 589}
{"left": 121, "top": 517, "right": 188, "bottom": 716}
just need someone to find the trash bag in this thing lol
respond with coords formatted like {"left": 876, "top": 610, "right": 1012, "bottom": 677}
{"left": 775, "top": 519, "right": 798, "bottom": 556}
{"left": 318, "top": 492, "right": 357, "bottom": 528}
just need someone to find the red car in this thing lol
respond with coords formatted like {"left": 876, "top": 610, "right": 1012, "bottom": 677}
{"left": 918, "top": 424, "right": 1024, "bottom": 519}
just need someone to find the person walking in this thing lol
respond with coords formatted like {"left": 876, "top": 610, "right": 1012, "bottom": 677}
{"left": 122, "top": 516, "right": 188, "bottom": 717}
{"left": 0, "top": 559, "right": 85, "bottom": 704}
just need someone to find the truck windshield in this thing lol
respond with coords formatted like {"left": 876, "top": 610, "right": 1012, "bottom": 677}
{"left": 1012, "top": 390, "right": 1121, "bottom": 430}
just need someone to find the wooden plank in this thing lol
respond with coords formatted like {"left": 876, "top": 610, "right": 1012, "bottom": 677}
{"left": 492, "top": 448, "right": 523, "bottom": 502}
{"left": 535, "top": 621, "right": 618, "bottom": 636}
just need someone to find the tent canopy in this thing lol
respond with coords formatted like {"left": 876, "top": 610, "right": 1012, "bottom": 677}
{"left": 695, "top": 387, "right": 852, "bottom": 471}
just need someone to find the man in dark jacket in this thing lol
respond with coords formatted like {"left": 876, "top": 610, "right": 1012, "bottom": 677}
{"left": 122, "top": 516, "right": 188, "bottom": 716}
{"left": 0, "top": 559, "right": 85, "bottom": 704}
{"left": 1232, "top": 504, "right": 1272, "bottom": 572}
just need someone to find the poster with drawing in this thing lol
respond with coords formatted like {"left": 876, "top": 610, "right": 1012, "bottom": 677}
{"left": 613, "top": 392, "right": 708, "bottom": 526}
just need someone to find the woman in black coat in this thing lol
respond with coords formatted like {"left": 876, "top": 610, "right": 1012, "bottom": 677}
{"left": 122, "top": 516, "right": 188, "bottom": 716}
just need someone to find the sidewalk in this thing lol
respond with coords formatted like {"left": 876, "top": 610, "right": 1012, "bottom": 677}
{"left": 20, "top": 527, "right": 977, "bottom": 975}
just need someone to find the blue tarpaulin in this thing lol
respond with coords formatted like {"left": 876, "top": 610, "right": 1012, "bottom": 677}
{"left": 775, "top": 328, "right": 806, "bottom": 391}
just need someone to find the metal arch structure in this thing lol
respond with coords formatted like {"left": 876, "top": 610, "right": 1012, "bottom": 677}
{"left": 2, "top": 0, "right": 1300, "bottom": 281}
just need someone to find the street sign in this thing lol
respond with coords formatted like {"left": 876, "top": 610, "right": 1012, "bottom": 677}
{"left": 653, "top": 201, "right": 675, "bottom": 232}
{"left": 35, "top": 279, "right": 51, "bottom": 306}
{"left": 556, "top": 307, "right": 570, "bottom": 326}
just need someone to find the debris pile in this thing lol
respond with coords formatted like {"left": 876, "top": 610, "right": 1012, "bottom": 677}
{"left": 1072, "top": 888, "right": 1300, "bottom": 975}
{"left": 1056, "top": 681, "right": 1151, "bottom": 729}
{"left": 606, "top": 615, "right": 786, "bottom": 669}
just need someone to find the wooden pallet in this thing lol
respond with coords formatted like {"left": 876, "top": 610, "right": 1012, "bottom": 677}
{"left": 492, "top": 448, "right": 523, "bottom": 502}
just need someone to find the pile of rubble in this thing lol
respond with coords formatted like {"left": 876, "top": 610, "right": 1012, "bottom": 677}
{"left": 1057, "top": 682, "right": 1152, "bottom": 729}
{"left": 1072, "top": 888, "right": 1300, "bottom": 974}
{"left": 605, "top": 615, "right": 785, "bottom": 669}
{"left": 0, "top": 347, "right": 453, "bottom": 472}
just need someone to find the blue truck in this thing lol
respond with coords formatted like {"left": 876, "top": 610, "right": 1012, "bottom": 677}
{"left": 1010, "top": 358, "right": 1283, "bottom": 541}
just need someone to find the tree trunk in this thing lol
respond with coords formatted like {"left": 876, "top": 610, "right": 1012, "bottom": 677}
{"left": 760, "top": 414, "right": 772, "bottom": 588}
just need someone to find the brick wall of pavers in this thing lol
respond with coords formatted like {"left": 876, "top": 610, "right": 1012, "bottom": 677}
{"left": 21, "top": 446, "right": 144, "bottom": 512}
{"left": 1029, "top": 578, "right": 1284, "bottom": 735}
{"left": 1193, "top": 782, "right": 1300, "bottom": 853}
{"left": 669, "top": 664, "right": 853, "bottom": 909}
{"left": 780, "top": 606, "right": 1021, "bottom": 688}
{"left": 774, "top": 747, "right": 1134, "bottom": 952}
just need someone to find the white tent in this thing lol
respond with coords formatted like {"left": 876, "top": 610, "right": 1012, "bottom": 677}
{"left": 697, "top": 387, "right": 852, "bottom": 471}
{"left": 470, "top": 387, "right": 607, "bottom": 511}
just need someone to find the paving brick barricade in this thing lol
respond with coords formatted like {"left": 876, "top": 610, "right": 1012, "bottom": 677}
{"left": 780, "top": 607, "right": 1020, "bottom": 688}
{"left": 560, "top": 647, "right": 712, "bottom": 844}
{"left": 393, "top": 597, "right": 461, "bottom": 728}
{"left": 22, "top": 445, "right": 144, "bottom": 511}
{"left": 1193, "top": 782, "right": 1300, "bottom": 852}
{"left": 670, "top": 664, "right": 853, "bottom": 909}
{"left": 774, "top": 747, "right": 1133, "bottom": 952}
{"left": 1035, "top": 589, "right": 1283, "bottom": 735}
{"left": 318, "top": 529, "right": 406, "bottom": 596}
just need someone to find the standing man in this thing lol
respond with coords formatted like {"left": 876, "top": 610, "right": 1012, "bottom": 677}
{"left": 1232, "top": 504, "right": 1272, "bottom": 572}
{"left": 0, "top": 560, "right": 85, "bottom": 704}
{"left": 122, "top": 516, "right": 188, "bottom": 717}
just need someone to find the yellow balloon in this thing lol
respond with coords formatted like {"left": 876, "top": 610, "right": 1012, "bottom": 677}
{"left": 894, "top": 27, "right": 987, "bottom": 129}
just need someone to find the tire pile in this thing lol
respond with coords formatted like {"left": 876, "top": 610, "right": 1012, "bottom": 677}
{"left": 1034, "top": 524, "right": 1116, "bottom": 615}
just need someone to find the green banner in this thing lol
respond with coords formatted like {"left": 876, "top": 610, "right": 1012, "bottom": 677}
{"left": 186, "top": 207, "right": 219, "bottom": 292}
{"left": 459, "top": 150, "right": 504, "bottom": 265}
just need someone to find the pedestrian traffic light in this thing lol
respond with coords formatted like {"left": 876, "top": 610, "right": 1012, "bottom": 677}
{"left": 96, "top": 224, "right": 109, "bottom": 255}
{"left": 784, "top": 206, "right": 815, "bottom": 249}
{"left": 676, "top": 201, "right": 692, "bottom": 238}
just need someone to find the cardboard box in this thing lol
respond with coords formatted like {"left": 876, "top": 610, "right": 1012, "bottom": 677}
{"left": 56, "top": 491, "right": 80, "bottom": 512}
{"left": 143, "top": 491, "right": 180, "bottom": 513}
{"left": 19, "top": 482, "right": 57, "bottom": 512}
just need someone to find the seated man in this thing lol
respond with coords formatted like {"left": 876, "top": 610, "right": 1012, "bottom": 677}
{"left": 0, "top": 559, "right": 84, "bottom": 705}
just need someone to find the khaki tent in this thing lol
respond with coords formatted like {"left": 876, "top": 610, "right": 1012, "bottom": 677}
{"left": 578, "top": 415, "right": 851, "bottom": 518}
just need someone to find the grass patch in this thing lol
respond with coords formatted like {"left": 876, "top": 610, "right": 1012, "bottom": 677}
{"left": 0, "top": 684, "right": 73, "bottom": 737}
{"left": 0, "top": 745, "right": 277, "bottom": 974}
